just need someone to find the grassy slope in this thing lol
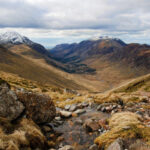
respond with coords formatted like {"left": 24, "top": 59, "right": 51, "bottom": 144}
{"left": 0, "top": 45, "right": 86, "bottom": 90}
{"left": 94, "top": 73, "right": 150, "bottom": 104}
{"left": 9, "top": 44, "right": 102, "bottom": 92}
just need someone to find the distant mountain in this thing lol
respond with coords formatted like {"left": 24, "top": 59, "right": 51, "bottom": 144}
{"left": 50, "top": 37, "right": 126, "bottom": 73}
{"left": 50, "top": 36, "right": 150, "bottom": 91}
{"left": 0, "top": 31, "right": 49, "bottom": 55}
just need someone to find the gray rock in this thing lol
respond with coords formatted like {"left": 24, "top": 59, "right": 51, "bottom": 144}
{"left": 107, "top": 138, "right": 124, "bottom": 150}
{"left": 0, "top": 82, "right": 25, "bottom": 121}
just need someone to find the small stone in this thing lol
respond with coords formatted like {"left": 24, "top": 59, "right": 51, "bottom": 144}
{"left": 89, "top": 144, "right": 98, "bottom": 150}
{"left": 76, "top": 93, "right": 81, "bottom": 96}
{"left": 64, "top": 105, "right": 71, "bottom": 110}
{"left": 55, "top": 116, "right": 61, "bottom": 121}
{"left": 82, "top": 102, "right": 89, "bottom": 107}
{"left": 112, "top": 105, "right": 116, "bottom": 110}
{"left": 69, "top": 104, "right": 77, "bottom": 112}
{"left": 77, "top": 103, "right": 83, "bottom": 109}
{"left": 97, "top": 105, "right": 102, "bottom": 111}
{"left": 136, "top": 111, "right": 143, "bottom": 116}
{"left": 106, "top": 106, "right": 112, "bottom": 112}
{"left": 73, "top": 109, "right": 86, "bottom": 115}
{"left": 58, "top": 145, "right": 74, "bottom": 150}
{"left": 101, "top": 107, "right": 106, "bottom": 112}
{"left": 122, "top": 126, "right": 130, "bottom": 130}
{"left": 60, "top": 110, "right": 72, "bottom": 118}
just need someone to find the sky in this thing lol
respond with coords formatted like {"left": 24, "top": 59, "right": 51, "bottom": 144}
{"left": 0, "top": 0, "right": 150, "bottom": 48}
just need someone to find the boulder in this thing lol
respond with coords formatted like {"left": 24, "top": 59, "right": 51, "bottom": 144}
{"left": 0, "top": 80, "right": 24, "bottom": 121}
{"left": 17, "top": 92, "right": 56, "bottom": 124}
{"left": 107, "top": 138, "right": 124, "bottom": 150}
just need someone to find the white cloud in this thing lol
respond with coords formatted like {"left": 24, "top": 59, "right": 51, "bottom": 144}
{"left": 0, "top": 0, "right": 150, "bottom": 46}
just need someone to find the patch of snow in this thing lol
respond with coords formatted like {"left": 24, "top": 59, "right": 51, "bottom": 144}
{"left": 89, "top": 36, "right": 120, "bottom": 41}
{"left": 0, "top": 31, "right": 33, "bottom": 45}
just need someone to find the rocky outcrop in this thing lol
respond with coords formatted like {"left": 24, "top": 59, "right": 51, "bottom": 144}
{"left": 17, "top": 92, "right": 56, "bottom": 124}
{"left": 0, "top": 79, "right": 24, "bottom": 121}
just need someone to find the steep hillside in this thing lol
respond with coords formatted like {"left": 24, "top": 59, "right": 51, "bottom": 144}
{"left": 0, "top": 44, "right": 86, "bottom": 90}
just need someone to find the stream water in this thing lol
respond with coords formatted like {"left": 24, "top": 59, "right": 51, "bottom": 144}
{"left": 54, "top": 108, "right": 109, "bottom": 150}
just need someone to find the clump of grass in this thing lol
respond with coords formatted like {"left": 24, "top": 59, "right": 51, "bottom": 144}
{"left": 0, "top": 118, "right": 47, "bottom": 150}
{"left": 144, "top": 86, "right": 150, "bottom": 92}
{"left": 95, "top": 112, "right": 150, "bottom": 149}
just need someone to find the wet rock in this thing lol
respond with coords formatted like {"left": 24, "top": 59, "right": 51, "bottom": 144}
{"left": 60, "top": 110, "right": 72, "bottom": 118}
{"left": 0, "top": 81, "right": 25, "bottom": 121}
{"left": 69, "top": 104, "right": 77, "bottom": 112}
{"left": 17, "top": 92, "right": 56, "bottom": 124}
{"left": 84, "top": 119, "right": 100, "bottom": 132}
{"left": 65, "top": 105, "right": 71, "bottom": 111}
{"left": 73, "top": 109, "right": 86, "bottom": 115}
{"left": 89, "top": 144, "right": 99, "bottom": 150}
{"left": 58, "top": 145, "right": 74, "bottom": 150}
{"left": 107, "top": 138, "right": 124, "bottom": 150}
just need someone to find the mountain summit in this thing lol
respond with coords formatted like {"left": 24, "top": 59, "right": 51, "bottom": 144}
{"left": 0, "top": 31, "right": 49, "bottom": 55}
{"left": 0, "top": 31, "right": 32, "bottom": 45}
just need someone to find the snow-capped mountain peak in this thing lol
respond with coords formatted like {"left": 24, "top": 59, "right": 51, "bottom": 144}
{"left": 0, "top": 31, "right": 33, "bottom": 45}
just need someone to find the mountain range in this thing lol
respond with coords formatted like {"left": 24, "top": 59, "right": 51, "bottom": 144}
{"left": 51, "top": 37, "right": 150, "bottom": 91}
{"left": 0, "top": 31, "right": 150, "bottom": 92}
